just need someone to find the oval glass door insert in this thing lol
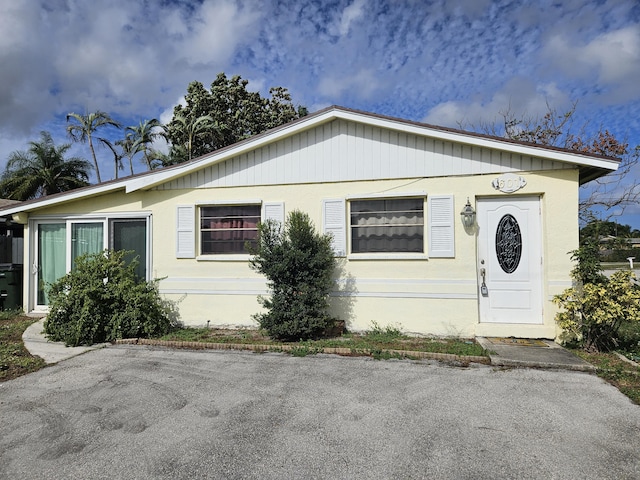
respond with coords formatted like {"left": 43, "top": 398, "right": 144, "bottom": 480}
{"left": 495, "top": 214, "right": 522, "bottom": 274}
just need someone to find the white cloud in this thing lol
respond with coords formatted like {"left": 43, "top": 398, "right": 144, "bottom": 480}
{"left": 441, "top": 0, "right": 492, "bottom": 17}
{"left": 0, "top": 0, "right": 263, "bottom": 132}
{"left": 542, "top": 25, "right": 640, "bottom": 102}
{"left": 318, "top": 68, "right": 381, "bottom": 99}
{"left": 423, "top": 78, "right": 571, "bottom": 130}
{"left": 0, "top": 2, "right": 36, "bottom": 50}
{"left": 184, "top": 1, "right": 260, "bottom": 67}
{"left": 336, "top": 0, "right": 366, "bottom": 37}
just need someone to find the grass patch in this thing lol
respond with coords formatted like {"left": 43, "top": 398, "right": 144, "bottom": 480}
{"left": 158, "top": 322, "right": 487, "bottom": 360}
{"left": 0, "top": 312, "right": 47, "bottom": 382}
{"left": 572, "top": 350, "right": 640, "bottom": 405}
{"left": 289, "top": 345, "right": 324, "bottom": 357}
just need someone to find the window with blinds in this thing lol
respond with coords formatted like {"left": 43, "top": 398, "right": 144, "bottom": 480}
{"left": 200, "top": 205, "right": 261, "bottom": 254}
{"left": 350, "top": 198, "right": 424, "bottom": 253}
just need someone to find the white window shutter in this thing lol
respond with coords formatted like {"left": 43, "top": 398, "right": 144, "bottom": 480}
{"left": 428, "top": 195, "right": 455, "bottom": 258}
{"left": 262, "top": 202, "right": 285, "bottom": 224}
{"left": 176, "top": 205, "right": 195, "bottom": 258}
{"left": 323, "top": 199, "right": 346, "bottom": 257}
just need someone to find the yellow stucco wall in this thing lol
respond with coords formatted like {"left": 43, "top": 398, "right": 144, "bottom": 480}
{"left": 22, "top": 168, "right": 579, "bottom": 338}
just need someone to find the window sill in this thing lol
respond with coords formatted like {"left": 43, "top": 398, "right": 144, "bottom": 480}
{"left": 347, "top": 253, "right": 429, "bottom": 261}
{"left": 196, "top": 254, "right": 251, "bottom": 262}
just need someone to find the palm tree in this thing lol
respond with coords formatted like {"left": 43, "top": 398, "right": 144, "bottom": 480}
{"left": 167, "top": 113, "right": 217, "bottom": 162}
{"left": 0, "top": 131, "right": 92, "bottom": 200}
{"left": 100, "top": 139, "right": 125, "bottom": 180}
{"left": 66, "top": 111, "right": 121, "bottom": 183}
{"left": 115, "top": 135, "right": 144, "bottom": 176}
{"left": 125, "top": 118, "right": 162, "bottom": 171}
{"left": 143, "top": 148, "right": 170, "bottom": 170}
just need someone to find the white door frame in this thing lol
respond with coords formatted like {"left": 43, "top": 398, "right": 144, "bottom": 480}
{"left": 28, "top": 213, "right": 152, "bottom": 312}
{"left": 476, "top": 196, "right": 543, "bottom": 325}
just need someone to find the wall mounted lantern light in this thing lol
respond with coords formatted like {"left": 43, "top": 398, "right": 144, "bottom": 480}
{"left": 460, "top": 198, "right": 476, "bottom": 228}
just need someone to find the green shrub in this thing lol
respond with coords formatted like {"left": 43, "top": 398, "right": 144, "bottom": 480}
{"left": 44, "top": 250, "right": 179, "bottom": 346}
{"left": 554, "top": 270, "right": 640, "bottom": 352}
{"left": 570, "top": 240, "right": 607, "bottom": 285}
{"left": 601, "top": 247, "right": 640, "bottom": 263}
{"left": 364, "top": 321, "right": 405, "bottom": 342}
{"left": 249, "top": 210, "right": 337, "bottom": 341}
{"left": 617, "top": 321, "right": 640, "bottom": 353}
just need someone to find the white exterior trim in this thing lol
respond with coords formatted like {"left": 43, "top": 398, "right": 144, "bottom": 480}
{"left": 347, "top": 254, "right": 429, "bottom": 261}
{"left": 346, "top": 191, "right": 427, "bottom": 200}
{"left": 2, "top": 184, "right": 126, "bottom": 216}
{"left": 195, "top": 199, "right": 263, "bottom": 206}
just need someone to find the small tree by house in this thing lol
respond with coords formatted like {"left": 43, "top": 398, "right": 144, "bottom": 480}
{"left": 248, "top": 210, "right": 337, "bottom": 341}
{"left": 554, "top": 243, "right": 640, "bottom": 352}
{"left": 164, "top": 73, "right": 307, "bottom": 163}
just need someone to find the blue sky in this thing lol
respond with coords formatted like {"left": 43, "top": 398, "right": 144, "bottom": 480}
{"left": 1, "top": 0, "right": 639, "bottom": 227}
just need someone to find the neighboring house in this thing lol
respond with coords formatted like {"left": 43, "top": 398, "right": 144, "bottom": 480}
{"left": 0, "top": 199, "right": 23, "bottom": 266}
{"left": 0, "top": 107, "right": 619, "bottom": 338}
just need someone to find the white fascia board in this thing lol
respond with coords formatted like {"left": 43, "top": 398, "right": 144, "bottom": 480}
{"left": 334, "top": 110, "right": 620, "bottom": 172}
{"left": 0, "top": 183, "right": 127, "bottom": 216}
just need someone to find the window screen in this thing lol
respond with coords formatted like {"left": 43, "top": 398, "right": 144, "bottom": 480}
{"left": 350, "top": 198, "right": 424, "bottom": 253}
{"left": 200, "top": 205, "right": 261, "bottom": 254}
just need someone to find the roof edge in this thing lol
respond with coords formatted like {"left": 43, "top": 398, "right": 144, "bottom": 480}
{"left": 0, "top": 105, "right": 621, "bottom": 215}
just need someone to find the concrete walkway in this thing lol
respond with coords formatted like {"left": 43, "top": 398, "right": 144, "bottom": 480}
{"left": 22, "top": 319, "right": 108, "bottom": 364}
{"left": 476, "top": 336, "right": 595, "bottom": 371}
{"left": 23, "top": 318, "right": 595, "bottom": 371}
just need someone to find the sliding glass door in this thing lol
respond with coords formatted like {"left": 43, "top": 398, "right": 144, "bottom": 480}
{"left": 32, "top": 216, "right": 149, "bottom": 309}
{"left": 111, "top": 219, "right": 147, "bottom": 280}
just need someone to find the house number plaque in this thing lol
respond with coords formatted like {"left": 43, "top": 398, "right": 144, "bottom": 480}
{"left": 492, "top": 173, "right": 527, "bottom": 193}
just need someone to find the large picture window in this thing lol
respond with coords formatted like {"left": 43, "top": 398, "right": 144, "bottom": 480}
{"left": 350, "top": 198, "right": 424, "bottom": 253}
{"left": 200, "top": 205, "right": 261, "bottom": 254}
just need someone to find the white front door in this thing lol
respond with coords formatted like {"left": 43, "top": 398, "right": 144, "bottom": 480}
{"left": 477, "top": 197, "right": 543, "bottom": 324}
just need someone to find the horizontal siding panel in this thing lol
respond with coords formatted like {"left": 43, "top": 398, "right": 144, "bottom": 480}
{"left": 152, "top": 120, "right": 575, "bottom": 190}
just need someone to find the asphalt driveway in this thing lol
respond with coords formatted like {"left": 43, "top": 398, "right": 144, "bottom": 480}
{"left": 1, "top": 346, "right": 639, "bottom": 479}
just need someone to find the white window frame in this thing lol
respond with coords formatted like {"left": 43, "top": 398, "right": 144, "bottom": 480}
{"left": 347, "top": 193, "right": 428, "bottom": 260}
{"left": 29, "top": 213, "right": 152, "bottom": 311}
{"left": 194, "top": 200, "right": 284, "bottom": 261}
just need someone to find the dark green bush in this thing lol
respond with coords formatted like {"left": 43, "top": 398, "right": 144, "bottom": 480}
{"left": 570, "top": 240, "right": 607, "bottom": 285}
{"left": 601, "top": 247, "right": 640, "bottom": 263}
{"left": 249, "top": 210, "right": 338, "bottom": 340}
{"left": 44, "top": 250, "right": 179, "bottom": 346}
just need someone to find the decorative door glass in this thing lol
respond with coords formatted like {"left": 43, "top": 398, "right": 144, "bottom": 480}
{"left": 495, "top": 214, "right": 522, "bottom": 274}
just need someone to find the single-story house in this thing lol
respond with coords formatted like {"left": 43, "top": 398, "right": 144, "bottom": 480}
{"left": 0, "top": 106, "right": 619, "bottom": 338}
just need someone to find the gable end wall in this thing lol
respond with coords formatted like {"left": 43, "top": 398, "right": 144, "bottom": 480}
{"left": 153, "top": 119, "right": 573, "bottom": 190}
